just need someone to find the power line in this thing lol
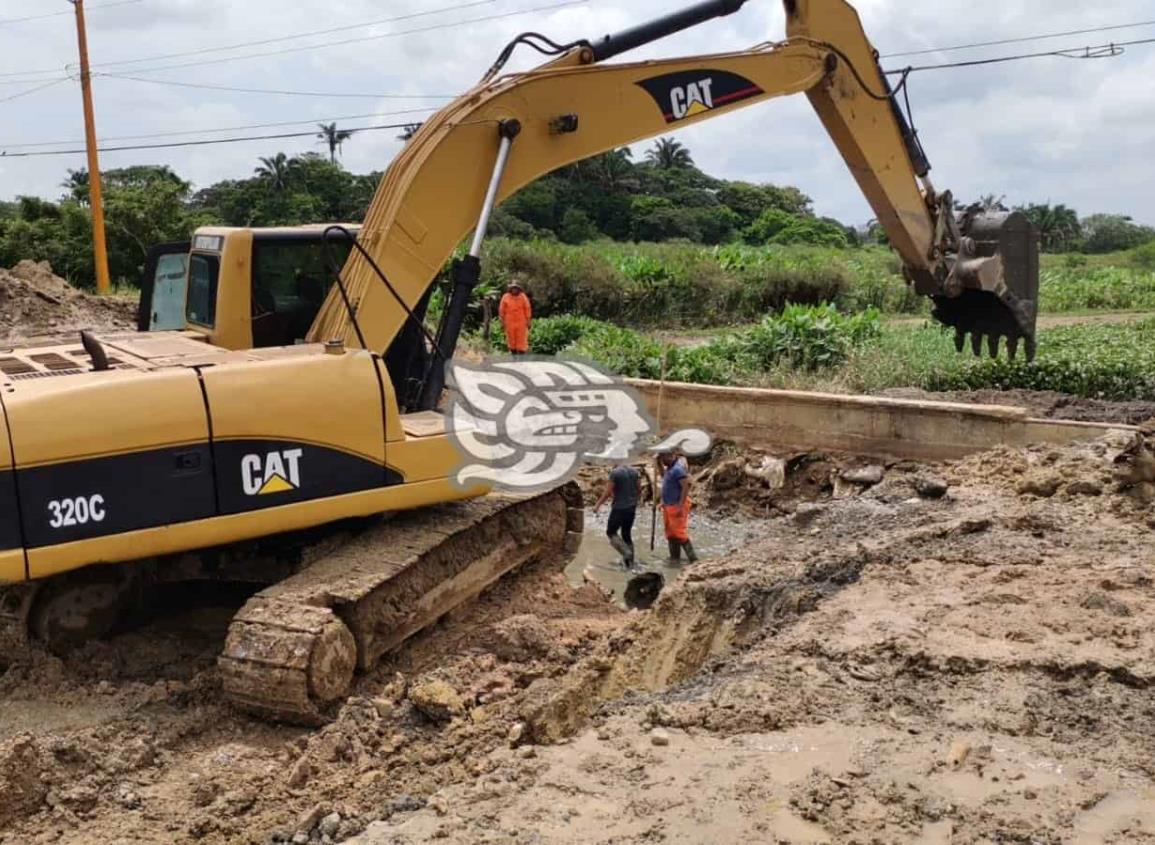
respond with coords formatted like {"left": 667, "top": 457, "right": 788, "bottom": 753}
{"left": 885, "top": 35, "right": 1155, "bottom": 74}
{"left": 0, "top": 0, "right": 141, "bottom": 26}
{"left": 0, "top": 0, "right": 584, "bottom": 81}
{"left": 86, "top": 0, "right": 589, "bottom": 76}
{"left": 0, "top": 107, "right": 438, "bottom": 149}
{"left": 0, "top": 120, "right": 422, "bottom": 158}
{"left": 99, "top": 73, "right": 456, "bottom": 100}
{"left": 0, "top": 77, "right": 68, "bottom": 103}
{"left": 91, "top": 0, "right": 496, "bottom": 69}
{"left": 882, "top": 18, "right": 1155, "bottom": 59}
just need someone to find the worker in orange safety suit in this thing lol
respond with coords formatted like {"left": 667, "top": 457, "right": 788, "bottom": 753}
{"left": 498, "top": 280, "right": 532, "bottom": 355}
{"left": 656, "top": 449, "right": 697, "bottom": 562}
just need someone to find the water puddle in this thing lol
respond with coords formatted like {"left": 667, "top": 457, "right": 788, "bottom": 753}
{"left": 566, "top": 507, "right": 769, "bottom": 608}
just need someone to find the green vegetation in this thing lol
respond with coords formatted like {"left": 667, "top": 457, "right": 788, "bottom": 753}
{"left": 484, "top": 309, "right": 1155, "bottom": 402}
{"left": 487, "top": 305, "right": 884, "bottom": 385}
{"left": 477, "top": 239, "right": 913, "bottom": 326}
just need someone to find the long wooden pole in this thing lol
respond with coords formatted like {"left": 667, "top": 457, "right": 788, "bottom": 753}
{"left": 71, "top": 0, "right": 111, "bottom": 295}
{"left": 649, "top": 345, "right": 670, "bottom": 551}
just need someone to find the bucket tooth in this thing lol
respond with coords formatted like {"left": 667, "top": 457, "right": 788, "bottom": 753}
{"left": 932, "top": 210, "right": 1039, "bottom": 361}
{"left": 954, "top": 329, "right": 966, "bottom": 354}
{"left": 1025, "top": 336, "right": 1037, "bottom": 363}
{"left": 1007, "top": 335, "right": 1019, "bottom": 361}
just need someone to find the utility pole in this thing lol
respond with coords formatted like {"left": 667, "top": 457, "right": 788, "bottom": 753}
{"left": 70, "top": 0, "right": 111, "bottom": 294}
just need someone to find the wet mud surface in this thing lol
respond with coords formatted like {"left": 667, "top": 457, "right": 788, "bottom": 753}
{"left": 1, "top": 431, "right": 1153, "bottom": 842}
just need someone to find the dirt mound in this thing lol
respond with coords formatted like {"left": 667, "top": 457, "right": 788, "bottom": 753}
{"left": 0, "top": 261, "right": 136, "bottom": 342}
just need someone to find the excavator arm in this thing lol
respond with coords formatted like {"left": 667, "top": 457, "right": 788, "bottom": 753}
{"left": 308, "top": 0, "right": 1039, "bottom": 402}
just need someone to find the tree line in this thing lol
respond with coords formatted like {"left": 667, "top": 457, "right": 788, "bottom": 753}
{"left": 0, "top": 133, "right": 1151, "bottom": 289}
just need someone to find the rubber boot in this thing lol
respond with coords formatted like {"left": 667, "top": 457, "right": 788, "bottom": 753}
{"left": 623, "top": 542, "right": 636, "bottom": 568}
{"left": 667, "top": 539, "right": 682, "bottom": 561}
{"left": 681, "top": 540, "right": 699, "bottom": 563}
{"left": 609, "top": 535, "right": 631, "bottom": 566}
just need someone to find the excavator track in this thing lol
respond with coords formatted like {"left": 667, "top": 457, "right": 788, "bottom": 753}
{"left": 219, "top": 483, "right": 584, "bottom": 724}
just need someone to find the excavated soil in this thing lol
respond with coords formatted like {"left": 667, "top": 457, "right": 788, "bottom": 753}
{"left": 0, "top": 261, "right": 136, "bottom": 342}
{"left": 0, "top": 432, "right": 1152, "bottom": 844}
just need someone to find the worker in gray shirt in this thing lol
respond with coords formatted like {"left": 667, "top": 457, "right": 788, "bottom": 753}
{"left": 594, "top": 461, "right": 642, "bottom": 567}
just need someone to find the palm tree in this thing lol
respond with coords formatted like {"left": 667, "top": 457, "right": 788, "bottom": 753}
{"left": 645, "top": 137, "right": 693, "bottom": 170}
{"left": 582, "top": 148, "right": 637, "bottom": 192}
{"left": 1019, "top": 202, "right": 1082, "bottom": 252}
{"left": 316, "top": 123, "right": 355, "bottom": 163}
{"left": 255, "top": 153, "right": 292, "bottom": 192}
{"left": 62, "top": 168, "right": 90, "bottom": 205}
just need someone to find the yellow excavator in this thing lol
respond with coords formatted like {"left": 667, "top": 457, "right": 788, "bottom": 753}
{"left": 0, "top": 0, "right": 1037, "bottom": 722}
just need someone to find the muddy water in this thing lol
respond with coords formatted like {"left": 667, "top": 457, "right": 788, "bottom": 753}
{"left": 565, "top": 507, "right": 771, "bottom": 607}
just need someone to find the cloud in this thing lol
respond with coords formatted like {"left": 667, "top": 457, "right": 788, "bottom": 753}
{"left": 0, "top": 0, "right": 1152, "bottom": 226}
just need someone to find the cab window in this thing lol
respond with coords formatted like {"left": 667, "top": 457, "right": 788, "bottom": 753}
{"left": 150, "top": 252, "right": 189, "bottom": 330}
{"left": 186, "top": 253, "right": 220, "bottom": 328}
{"left": 250, "top": 238, "right": 352, "bottom": 347}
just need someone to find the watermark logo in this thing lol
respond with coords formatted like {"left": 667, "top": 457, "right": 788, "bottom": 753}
{"left": 446, "top": 357, "right": 712, "bottom": 492}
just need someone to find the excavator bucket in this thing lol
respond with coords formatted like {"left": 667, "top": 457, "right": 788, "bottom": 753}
{"left": 932, "top": 210, "right": 1040, "bottom": 361}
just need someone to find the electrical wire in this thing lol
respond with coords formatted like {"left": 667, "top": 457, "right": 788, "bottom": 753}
{"left": 0, "top": 0, "right": 580, "bottom": 81}
{"left": 0, "top": 77, "right": 68, "bottom": 103}
{"left": 0, "top": 107, "right": 440, "bottom": 149}
{"left": 0, "top": 120, "right": 421, "bottom": 157}
{"left": 0, "top": 0, "right": 141, "bottom": 26}
{"left": 86, "top": 0, "right": 589, "bottom": 76}
{"left": 881, "top": 18, "right": 1155, "bottom": 59}
{"left": 885, "top": 35, "right": 1155, "bottom": 74}
{"left": 89, "top": 0, "right": 497, "bottom": 70}
{"left": 98, "top": 74, "right": 456, "bottom": 100}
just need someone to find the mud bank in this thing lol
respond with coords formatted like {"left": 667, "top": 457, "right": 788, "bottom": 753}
{"left": 360, "top": 433, "right": 1155, "bottom": 844}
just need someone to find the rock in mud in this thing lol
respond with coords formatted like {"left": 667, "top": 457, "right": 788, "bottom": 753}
{"left": 841, "top": 465, "right": 885, "bottom": 486}
{"left": 489, "top": 614, "right": 553, "bottom": 662}
{"left": 408, "top": 679, "right": 465, "bottom": 723}
{"left": 916, "top": 476, "right": 950, "bottom": 499}
{"left": 947, "top": 740, "right": 971, "bottom": 769}
{"left": 1065, "top": 479, "right": 1103, "bottom": 497}
{"left": 287, "top": 757, "right": 312, "bottom": 789}
{"left": 318, "top": 812, "right": 342, "bottom": 838}
{"left": 793, "top": 502, "right": 826, "bottom": 527}
{"left": 1080, "top": 591, "right": 1132, "bottom": 617}
{"left": 1017, "top": 472, "right": 1063, "bottom": 497}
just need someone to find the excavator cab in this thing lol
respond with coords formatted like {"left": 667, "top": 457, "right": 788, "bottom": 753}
{"left": 136, "top": 226, "right": 360, "bottom": 350}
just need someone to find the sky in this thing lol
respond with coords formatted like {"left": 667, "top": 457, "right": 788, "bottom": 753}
{"left": 1, "top": 0, "right": 1153, "bottom": 227}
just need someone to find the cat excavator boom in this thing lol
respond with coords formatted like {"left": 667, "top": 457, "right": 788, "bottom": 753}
{"left": 309, "top": 0, "right": 1038, "bottom": 406}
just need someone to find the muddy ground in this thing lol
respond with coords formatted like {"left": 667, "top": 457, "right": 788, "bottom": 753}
{"left": 1, "top": 431, "right": 1152, "bottom": 844}
{"left": 1, "top": 272, "right": 1154, "bottom": 843}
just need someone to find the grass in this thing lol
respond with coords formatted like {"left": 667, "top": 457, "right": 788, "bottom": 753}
{"left": 736, "top": 319, "right": 1155, "bottom": 401}
{"left": 477, "top": 240, "right": 1155, "bottom": 328}
{"left": 482, "top": 311, "right": 1155, "bottom": 402}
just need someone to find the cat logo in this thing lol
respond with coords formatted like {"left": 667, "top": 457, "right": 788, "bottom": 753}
{"left": 242, "top": 448, "right": 303, "bottom": 496}
{"left": 636, "top": 69, "right": 764, "bottom": 125}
